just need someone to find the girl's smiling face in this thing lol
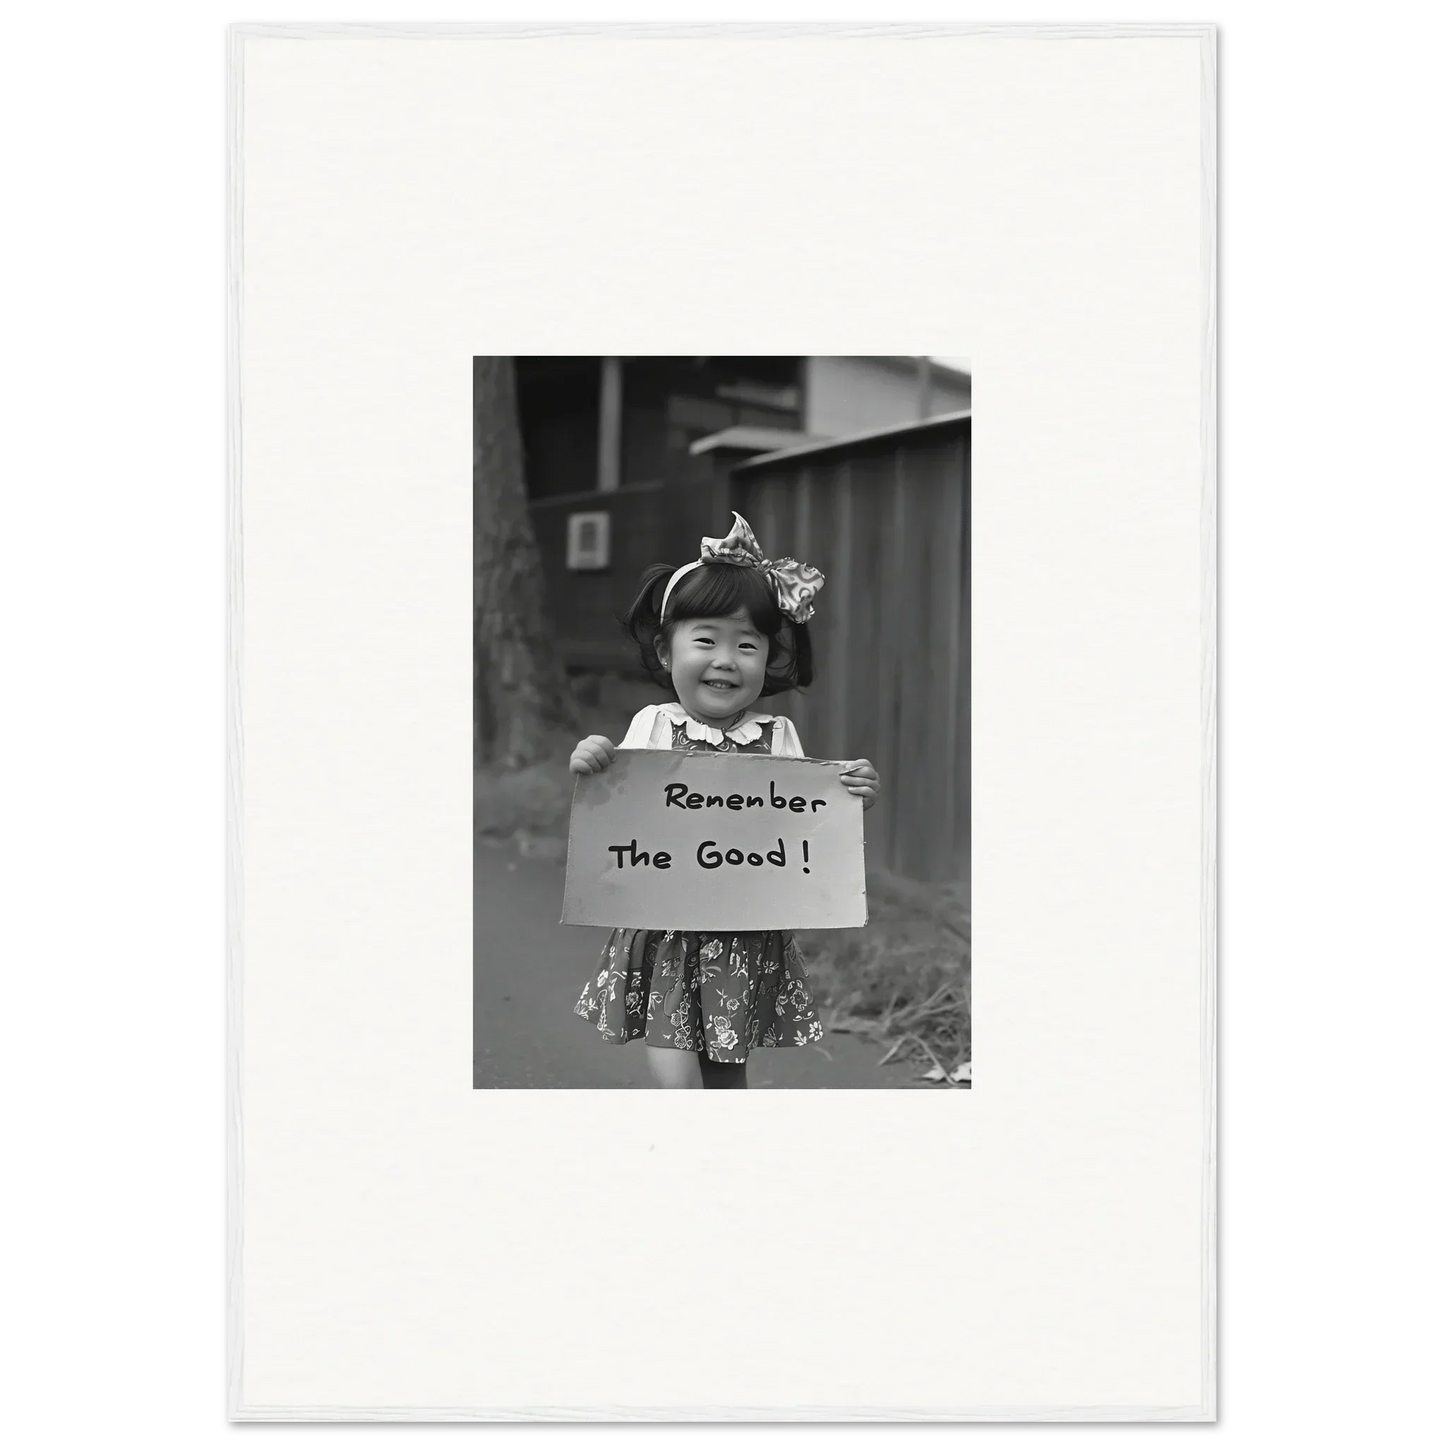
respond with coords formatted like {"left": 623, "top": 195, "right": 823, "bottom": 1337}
{"left": 659, "top": 607, "right": 768, "bottom": 722}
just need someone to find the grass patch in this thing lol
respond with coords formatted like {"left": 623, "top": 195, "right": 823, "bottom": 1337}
{"left": 798, "top": 871, "right": 971, "bottom": 1085}
{"left": 474, "top": 746, "right": 574, "bottom": 861}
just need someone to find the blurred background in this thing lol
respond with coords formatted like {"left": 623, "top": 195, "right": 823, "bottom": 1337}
{"left": 475, "top": 357, "right": 971, "bottom": 1088}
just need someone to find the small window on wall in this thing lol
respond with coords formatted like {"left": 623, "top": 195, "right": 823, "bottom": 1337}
{"left": 566, "top": 511, "right": 610, "bottom": 571}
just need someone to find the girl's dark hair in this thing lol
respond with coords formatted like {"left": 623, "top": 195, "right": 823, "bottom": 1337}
{"left": 621, "top": 561, "right": 813, "bottom": 698}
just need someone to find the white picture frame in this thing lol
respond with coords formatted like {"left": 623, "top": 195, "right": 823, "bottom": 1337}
{"left": 230, "top": 22, "right": 1216, "bottom": 1421}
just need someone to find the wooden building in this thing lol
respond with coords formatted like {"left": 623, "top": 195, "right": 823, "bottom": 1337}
{"left": 734, "top": 414, "right": 970, "bottom": 885}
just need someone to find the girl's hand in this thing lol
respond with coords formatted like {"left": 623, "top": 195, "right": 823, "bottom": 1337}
{"left": 840, "top": 759, "right": 881, "bottom": 810}
{"left": 569, "top": 735, "right": 617, "bottom": 775}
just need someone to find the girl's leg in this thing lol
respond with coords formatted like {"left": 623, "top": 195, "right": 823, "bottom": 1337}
{"left": 645, "top": 1044, "right": 703, "bottom": 1089}
{"left": 698, "top": 1053, "right": 749, "bottom": 1089}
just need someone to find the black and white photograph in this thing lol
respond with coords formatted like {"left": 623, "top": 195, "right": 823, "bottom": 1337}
{"left": 474, "top": 356, "right": 971, "bottom": 1088}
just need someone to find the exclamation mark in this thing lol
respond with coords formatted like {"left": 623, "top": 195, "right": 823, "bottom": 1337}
{"left": 802, "top": 840, "right": 810, "bottom": 873}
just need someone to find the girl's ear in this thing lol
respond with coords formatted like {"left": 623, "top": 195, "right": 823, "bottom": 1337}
{"left": 654, "top": 630, "right": 670, "bottom": 669}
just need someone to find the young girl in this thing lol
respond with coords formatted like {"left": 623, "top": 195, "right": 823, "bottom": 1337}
{"left": 570, "top": 513, "right": 880, "bottom": 1089}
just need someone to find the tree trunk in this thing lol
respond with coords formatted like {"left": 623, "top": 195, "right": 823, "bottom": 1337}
{"left": 474, "top": 356, "right": 575, "bottom": 769}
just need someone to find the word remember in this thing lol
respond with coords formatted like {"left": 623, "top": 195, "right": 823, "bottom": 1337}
{"left": 663, "top": 778, "right": 830, "bottom": 815}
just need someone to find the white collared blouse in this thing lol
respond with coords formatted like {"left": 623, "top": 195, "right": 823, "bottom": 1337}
{"left": 618, "top": 700, "right": 805, "bottom": 757}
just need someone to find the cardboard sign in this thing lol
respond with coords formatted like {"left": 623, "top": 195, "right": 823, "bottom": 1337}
{"left": 561, "top": 750, "right": 866, "bottom": 931}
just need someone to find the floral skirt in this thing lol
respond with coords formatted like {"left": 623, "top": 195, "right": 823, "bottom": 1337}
{"left": 573, "top": 928, "right": 824, "bottom": 1063}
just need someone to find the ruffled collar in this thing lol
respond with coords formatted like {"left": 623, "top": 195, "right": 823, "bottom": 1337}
{"left": 657, "top": 701, "right": 773, "bottom": 748}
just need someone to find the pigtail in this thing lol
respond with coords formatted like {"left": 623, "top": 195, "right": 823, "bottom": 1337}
{"left": 772, "top": 618, "right": 813, "bottom": 694}
{"left": 758, "top": 616, "right": 811, "bottom": 695}
{"left": 619, "top": 562, "right": 677, "bottom": 690}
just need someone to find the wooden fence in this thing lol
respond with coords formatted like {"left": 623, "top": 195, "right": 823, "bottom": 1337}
{"left": 732, "top": 413, "right": 970, "bottom": 885}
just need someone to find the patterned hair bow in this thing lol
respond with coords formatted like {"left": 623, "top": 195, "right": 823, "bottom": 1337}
{"left": 660, "top": 511, "right": 825, "bottom": 624}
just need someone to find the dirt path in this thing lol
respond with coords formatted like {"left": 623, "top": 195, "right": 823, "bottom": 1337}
{"left": 474, "top": 842, "right": 916, "bottom": 1088}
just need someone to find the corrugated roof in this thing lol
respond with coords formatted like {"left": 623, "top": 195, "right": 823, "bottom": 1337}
{"left": 732, "top": 409, "right": 971, "bottom": 473}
